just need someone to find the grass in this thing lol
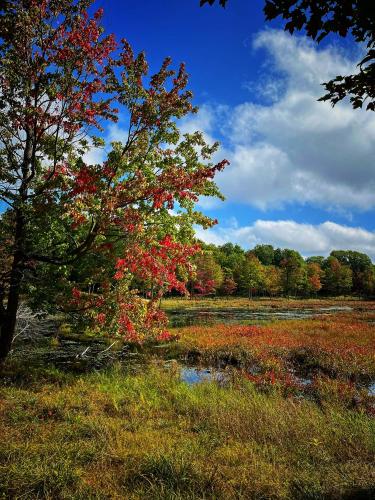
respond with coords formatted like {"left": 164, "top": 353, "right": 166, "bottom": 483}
{"left": 1, "top": 299, "right": 375, "bottom": 498}
{"left": 1, "top": 363, "right": 374, "bottom": 499}
{"left": 175, "top": 314, "right": 375, "bottom": 377}
{"left": 161, "top": 296, "right": 370, "bottom": 311}
{"left": 169, "top": 313, "right": 375, "bottom": 414}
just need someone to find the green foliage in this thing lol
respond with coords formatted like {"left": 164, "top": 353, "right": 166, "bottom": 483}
{"left": 253, "top": 244, "right": 275, "bottom": 266}
{"left": 236, "top": 253, "right": 264, "bottom": 298}
{"left": 323, "top": 256, "right": 353, "bottom": 296}
{"left": 191, "top": 242, "right": 375, "bottom": 298}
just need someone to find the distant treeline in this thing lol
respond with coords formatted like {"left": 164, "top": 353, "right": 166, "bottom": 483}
{"left": 185, "top": 243, "right": 375, "bottom": 298}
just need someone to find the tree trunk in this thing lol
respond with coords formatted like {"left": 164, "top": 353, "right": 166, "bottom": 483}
{"left": 0, "top": 205, "right": 26, "bottom": 362}
{"left": 0, "top": 120, "right": 33, "bottom": 362}
{"left": 0, "top": 258, "right": 22, "bottom": 362}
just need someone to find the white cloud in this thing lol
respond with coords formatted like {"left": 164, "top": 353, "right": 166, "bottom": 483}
{"left": 196, "top": 220, "right": 375, "bottom": 260}
{"left": 186, "top": 30, "right": 375, "bottom": 211}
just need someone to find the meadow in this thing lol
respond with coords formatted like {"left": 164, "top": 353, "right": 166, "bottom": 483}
{"left": 0, "top": 298, "right": 374, "bottom": 499}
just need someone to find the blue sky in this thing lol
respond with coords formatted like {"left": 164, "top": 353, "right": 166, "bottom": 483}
{"left": 96, "top": 0, "right": 375, "bottom": 258}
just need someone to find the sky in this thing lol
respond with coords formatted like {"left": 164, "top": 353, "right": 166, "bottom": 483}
{"left": 92, "top": 0, "right": 375, "bottom": 258}
{"left": 36, "top": 1, "right": 375, "bottom": 258}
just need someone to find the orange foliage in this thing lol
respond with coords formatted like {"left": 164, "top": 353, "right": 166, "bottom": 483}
{"left": 179, "top": 316, "right": 375, "bottom": 356}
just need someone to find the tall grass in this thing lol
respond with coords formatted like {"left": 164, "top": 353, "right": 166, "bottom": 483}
{"left": 1, "top": 363, "right": 374, "bottom": 499}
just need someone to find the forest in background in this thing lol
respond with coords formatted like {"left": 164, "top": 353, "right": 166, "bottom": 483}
{"left": 181, "top": 243, "right": 375, "bottom": 299}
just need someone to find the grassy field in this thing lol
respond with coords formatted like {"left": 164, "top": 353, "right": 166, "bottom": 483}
{"left": 1, "top": 364, "right": 374, "bottom": 499}
{"left": 175, "top": 314, "right": 375, "bottom": 378}
{"left": 1, "top": 298, "right": 375, "bottom": 499}
{"left": 161, "top": 296, "right": 370, "bottom": 311}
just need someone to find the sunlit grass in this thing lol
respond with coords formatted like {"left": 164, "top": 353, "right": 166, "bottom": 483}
{"left": 1, "top": 302, "right": 375, "bottom": 498}
{"left": 175, "top": 314, "right": 375, "bottom": 380}
{"left": 1, "top": 364, "right": 374, "bottom": 499}
{"left": 162, "top": 296, "right": 368, "bottom": 311}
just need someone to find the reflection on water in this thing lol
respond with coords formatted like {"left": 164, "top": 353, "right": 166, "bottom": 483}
{"left": 167, "top": 306, "right": 354, "bottom": 327}
{"left": 178, "top": 365, "right": 313, "bottom": 388}
{"left": 176, "top": 364, "right": 375, "bottom": 402}
{"left": 180, "top": 366, "right": 228, "bottom": 385}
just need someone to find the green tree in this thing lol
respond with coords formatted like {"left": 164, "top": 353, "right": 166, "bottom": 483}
{"left": 215, "top": 243, "right": 246, "bottom": 275}
{"left": 253, "top": 244, "right": 275, "bottom": 266}
{"left": 306, "top": 256, "right": 325, "bottom": 267}
{"left": 357, "top": 266, "right": 375, "bottom": 297}
{"left": 330, "top": 250, "right": 373, "bottom": 295}
{"left": 237, "top": 253, "right": 264, "bottom": 299}
{"left": 279, "top": 249, "right": 304, "bottom": 297}
{"left": 323, "top": 256, "right": 353, "bottom": 295}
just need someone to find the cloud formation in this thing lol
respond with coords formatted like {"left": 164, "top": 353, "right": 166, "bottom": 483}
{"left": 196, "top": 220, "right": 375, "bottom": 260}
{"left": 192, "top": 30, "right": 375, "bottom": 211}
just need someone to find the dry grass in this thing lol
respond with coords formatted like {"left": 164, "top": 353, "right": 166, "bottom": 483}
{"left": 0, "top": 364, "right": 374, "bottom": 499}
{"left": 162, "top": 296, "right": 371, "bottom": 311}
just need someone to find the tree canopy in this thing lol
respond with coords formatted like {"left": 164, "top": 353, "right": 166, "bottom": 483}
{"left": 0, "top": 0, "right": 227, "bottom": 360}
{"left": 193, "top": 242, "right": 375, "bottom": 299}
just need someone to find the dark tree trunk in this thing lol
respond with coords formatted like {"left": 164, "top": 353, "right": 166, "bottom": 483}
{"left": 0, "top": 119, "right": 33, "bottom": 362}
{"left": 0, "top": 267, "right": 22, "bottom": 361}
{"left": 0, "top": 314, "right": 17, "bottom": 362}
{"left": 0, "top": 213, "right": 24, "bottom": 362}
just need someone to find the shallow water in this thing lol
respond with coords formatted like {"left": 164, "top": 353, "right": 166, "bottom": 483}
{"left": 167, "top": 306, "right": 354, "bottom": 327}
{"left": 179, "top": 366, "right": 228, "bottom": 385}
{"left": 178, "top": 365, "right": 313, "bottom": 387}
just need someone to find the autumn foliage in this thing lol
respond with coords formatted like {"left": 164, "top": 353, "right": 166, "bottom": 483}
{"left": 0, "top": 0, "right": 228, "bottom": 359}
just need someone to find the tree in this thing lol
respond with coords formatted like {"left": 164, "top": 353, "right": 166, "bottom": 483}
{"left": 236, "top": 253, "right": 264, "bottom": 299}
{"left": 220, "top": 275, "right": 237, "bottom": 296}
{"left": 279, "top": 249, "right": 304, "bottom": 296}
{"left": 0, "top": 0, "right": 227, "bottom": 360}
{"left": 306, "top": 256, "right": 325, "bottom": 267}
{"left": 253, "top": 244, "right": 275, "bottom": 266}
{"left": 262, "top": 265, "right": 282, "bottom": 297}
{"left": 356, "top": 265, "right": 375, "bottom": 297}
{"left": 201, "top": 0, "right": 375, "bottom": 111}
{"left": 323, "top": 256, "right": 353, "bottom": 295}
{"left": 306, "top": 262, "right": 324, "bottom": 296}
{"left": 330, "top": 250, "right": 373, "bottom": 295}
{"left": 214, "top": 243, "right": 245, "bottom": 273}
{"left": 190, "top": 252, "right": 224, "bottom": 296}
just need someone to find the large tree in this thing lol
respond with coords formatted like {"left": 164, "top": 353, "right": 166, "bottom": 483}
{"left": 201, "top": 0, "right": 375, "bottom": 111}
{"left": 0, "top": 0, "right": 227, "bottom": 360}
{"left": 190, "top": 252, "right": 224, "bottom": 296}
{"left": 330, "top": 250, "right": 373, "bottom": 295}
{"left": 236, "top": 253, "right": 264, "bottom": 299}
{"left": 323, "top": 256, "right": 353, "bottom": 295}
{"left": 278, "top": 249, "right": 305, "bottom": 296}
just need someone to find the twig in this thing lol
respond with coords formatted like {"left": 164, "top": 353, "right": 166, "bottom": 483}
{"left": 76, "top": 346, "right": 90, "bottom": 358}
{"left": 98, "top": 341, "right": 118, "bottom": 355}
